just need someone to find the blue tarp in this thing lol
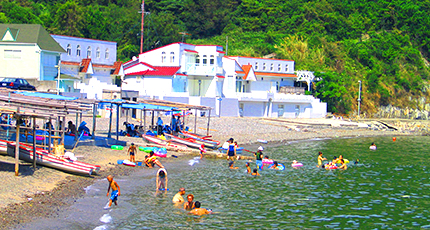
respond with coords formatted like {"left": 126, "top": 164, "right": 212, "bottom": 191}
{"left": 14, "top": 91, "right": 79, "bottom": 100}
{"left": 121, "top": 103, "right": 177, "bottom": 111}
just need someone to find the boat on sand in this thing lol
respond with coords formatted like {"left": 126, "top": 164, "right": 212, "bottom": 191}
{"left": 7, "top": 142, "right": 100, "bottom": 176}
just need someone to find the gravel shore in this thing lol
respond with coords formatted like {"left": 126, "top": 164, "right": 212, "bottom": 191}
{"left": 0, "top": 116, "right": 427, "bottom": 229}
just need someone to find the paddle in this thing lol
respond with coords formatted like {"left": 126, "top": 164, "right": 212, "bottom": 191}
{"left": 243, "top": 149, "right": 255, "bottom": 154}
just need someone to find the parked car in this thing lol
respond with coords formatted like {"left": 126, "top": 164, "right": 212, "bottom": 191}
{"left": 0, "top": 78, "right": 36, "bottom": 91}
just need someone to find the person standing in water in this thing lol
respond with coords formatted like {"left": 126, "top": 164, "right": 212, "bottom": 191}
{"left": 172, "top": 188, "right": 186, "bottom": 203}
{"left": 317, "top": 151, "right": 327, "bottom": 167}
{"left": 226, "top": 138, "right": 236, "bottom": 161}
{"left": 199, "top": 144, "right": 206, "bottom": 159}
{"left": 128, "top": 143, "right": 137, "bottom": 163}
{"left": 106, "top": 175, "right": 120, "bottom": 209}
{"left": 184, "top": 194, "right": 195, "bottom": 210}
{"left": 255, "top": 146, "right": 264, "bottom": 170}
{"left": 156, "top": 168, "right": 168, "bottom": 190}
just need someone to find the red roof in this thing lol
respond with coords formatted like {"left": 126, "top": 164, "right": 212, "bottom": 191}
{"left": 61, "top": 61, "right": 80, "bottom": 66}
{"left": 226, "top": 56, "right": 294, "bottom": 62}
{"left": 112, "top": 61, "right": 123, "bottom": 75}
{"left": 241, "top": 65, "right": 252, "bottom": 80}
{"left": 126, "top": 66, "right": 180, "bottom": 76}
{"left": 184, "top": 49, "right": 198, "bottom": 53}
{"left": 80, "top": 58, "right": 91, "bottom": 73}
{"left": 236, "top": 71, "right": 297, "bottom": 78}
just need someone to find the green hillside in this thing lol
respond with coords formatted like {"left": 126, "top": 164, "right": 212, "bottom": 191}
{"left": 1, "top": 0, "right": 429, "bottom": 115}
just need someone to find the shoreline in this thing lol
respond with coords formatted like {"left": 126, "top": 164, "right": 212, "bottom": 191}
{"left": 0, "top": 117, "right": 426, "bottom": 229}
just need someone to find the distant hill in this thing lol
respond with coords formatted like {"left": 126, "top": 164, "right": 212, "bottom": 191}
{"left": 1, "top": 0, "right": 429, "bottom": 115}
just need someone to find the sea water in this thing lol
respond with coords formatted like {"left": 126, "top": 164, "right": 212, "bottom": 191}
{"left": 16, "top": 135, "right": 430, "bottom": 229}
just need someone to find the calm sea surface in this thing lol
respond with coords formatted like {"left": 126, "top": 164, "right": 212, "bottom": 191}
{"left": 17, "top": 135, "right": 430, "bottom": 229}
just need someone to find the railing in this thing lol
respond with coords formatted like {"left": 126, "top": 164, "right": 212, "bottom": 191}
{"left": 236, "top": 91, "right": 314, "bottom": 102}
{"left": 279, "top": 86, "right": 306, "bottom": 95}
{"left": 185, "top": 63, "right": 217, "bottom": 75}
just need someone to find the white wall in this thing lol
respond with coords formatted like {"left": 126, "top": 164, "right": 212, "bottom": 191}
{"left": 0, "top": 44, "right": 41, "bottom": 79}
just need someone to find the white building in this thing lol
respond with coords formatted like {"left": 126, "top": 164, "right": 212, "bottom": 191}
{"left": 123, "top": 42, "right": 326, "bottom": 118}
{"left": 51, "top": 35, "right": 124, "bottom": 98}
{"left": 0, "top": 24, "right": 65, "bottom": 89}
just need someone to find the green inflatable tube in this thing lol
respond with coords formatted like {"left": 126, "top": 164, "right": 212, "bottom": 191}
{"left": 139, "top": 146, "right": 157, "bottom": 153}
{"left": 111, "top": 145, "right": 124, "bottom": 150}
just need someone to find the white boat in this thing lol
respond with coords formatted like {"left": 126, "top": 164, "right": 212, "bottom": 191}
{"left": 142, "top": 135, "right": 188, "bottom": 151}
{"left": 7, "top": 142, "right": 100, "bottom": 176}
{"left": 164, "top": 133, "right": 202, "bottom": 149}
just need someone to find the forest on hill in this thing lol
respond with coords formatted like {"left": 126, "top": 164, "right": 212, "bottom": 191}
{"left": 1, "top": 0, "right": 429, "bottom": 116}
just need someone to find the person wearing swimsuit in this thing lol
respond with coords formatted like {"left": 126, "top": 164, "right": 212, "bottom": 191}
{"left": 184, "top": 194, "right": 195, "bottom": 211}
{"left": 226, "top": 138, "right": 236, "bottom": 161}
{"left": 128, "top": 143, "right": 137, "bottom": 163}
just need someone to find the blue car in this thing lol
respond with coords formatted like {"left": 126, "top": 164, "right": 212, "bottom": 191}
{"left": 0, "top": 78, "right": 36, "bottom": 91}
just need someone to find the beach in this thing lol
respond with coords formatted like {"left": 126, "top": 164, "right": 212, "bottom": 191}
{"left": 0, "top": 116, "right": 428, "bottom": 229}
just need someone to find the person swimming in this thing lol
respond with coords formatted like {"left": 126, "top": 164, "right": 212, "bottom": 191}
{"left": 184, "top": 194, "right": 195, "bottom": 211}
{"left": 229, "top": 161, "right": 238, "bottom": 169}
{"left": 251, "top": 168, "right": 260, "bottom": 176}
{"left": 189, "top": 201, "right": 212, "bottom": 215}
{"left": 246, "top": 162, "right": 251, "bottom": 173}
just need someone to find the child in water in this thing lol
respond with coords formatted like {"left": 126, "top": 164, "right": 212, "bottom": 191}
{"left": 246, "top": 162, "right": 251, "bottom": 173}
{"left": 106, "top": 175, "right": 121, "bottom": 209}
{"left": 338, "top": 159, "right": 347, "bottom": 170}
{"left": 251, "top": 169, "right": 260, "bottom": 176}
{"left": 317, "top": 151, "right": 327, "bottom": 167}
{"left": 229, "top": 161, "right": 238, "bottom": 169}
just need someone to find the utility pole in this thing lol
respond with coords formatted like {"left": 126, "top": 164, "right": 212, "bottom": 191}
{"left": 358, "top": 80, "right": 362, "bottom": 118}
{"left": 140, "top": 0, "right": 145, "bottom": 54}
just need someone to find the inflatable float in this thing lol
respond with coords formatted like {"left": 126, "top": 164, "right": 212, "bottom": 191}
{"left": 262, "top": 159, "right": 274, "bottom": 165}
{"left": 291, "top": 162, "right": 303, "bottom": 168}
{"left": 336, "top": 159, "right": 350, "bottom": 164}
{"left": 268, "top": 163, "right": 285, "bottom": 170}
{"left": 111, "top": 145, "right": 124, "bottom": 150}
{"left": 121, "top": 160, "right": 136, "bottom": 167}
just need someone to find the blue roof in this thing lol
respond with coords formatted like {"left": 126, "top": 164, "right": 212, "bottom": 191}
{"left": 14, "top": 91, "right": 78, "bottom": 100}
{"left": 121, "top": 103, "right": 177, "bottom": 111}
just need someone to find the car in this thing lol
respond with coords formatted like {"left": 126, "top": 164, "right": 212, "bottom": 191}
{"left": 0, "top": 78, "right": 36, "bottom": 91}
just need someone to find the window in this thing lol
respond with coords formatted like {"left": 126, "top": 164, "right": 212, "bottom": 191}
{"left": 255, "top": 62, "right": 258, "bottom": 70}
{"left": 202, "top": 55, "right": 207, "bottom": 66}
{"left": 67, "top": 44, "right": 71, "bottom": 56}
{"left": 161, "top": 51, "right": 166, "bottom": 63}
{"left": 270, "top": 63, "right": 274, "bottom": 71}
{"left": 105, "top": 49, "right": 109, "bottom": 59}
{"left": 277, "top": 64, "right": 281, "bottom": 72}
{"left": 170, "top": 52, "right": 175, "bottom": 63}
{"left": 76, "top": 45, "right": 81, "bottom": 56}
{"left": 263, "top": 63, "right": 266, "bottom": 70}
{"left": 210, "top": 55, "right": 215, "bottom": 65}
{"left": 96, "top": 47, "right": 100, "bottom": 58}
{"left": 196, "top": 55, "right": 200, "bottom": 66}
{"left": 285, "top": 65, "right": 289, "bottom": 72}
{"left": 87, "top": 46, "right": 91, "bottom": 58}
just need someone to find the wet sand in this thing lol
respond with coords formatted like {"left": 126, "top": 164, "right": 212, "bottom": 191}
{"left": 0, "top": 116, "right": 427, "bottom": 229}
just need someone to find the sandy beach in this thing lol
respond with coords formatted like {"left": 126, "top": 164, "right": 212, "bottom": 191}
{"left": 0, "top": 116, "right": 428, "bottom": 229}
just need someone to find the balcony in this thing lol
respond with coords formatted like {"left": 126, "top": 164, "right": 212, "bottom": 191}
{"left": 279, "top": 86, "right": 305, "bottom": 95}
{"left": 237, "top": 91, "right": 315, "bottom": 103}
{"left": 185, "top": 63, "right": 217, "bottom": 75}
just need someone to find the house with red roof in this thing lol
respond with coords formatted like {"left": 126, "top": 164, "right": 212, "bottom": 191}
{"left": 123, "top": 42, "right": 326, "bottom": 118}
